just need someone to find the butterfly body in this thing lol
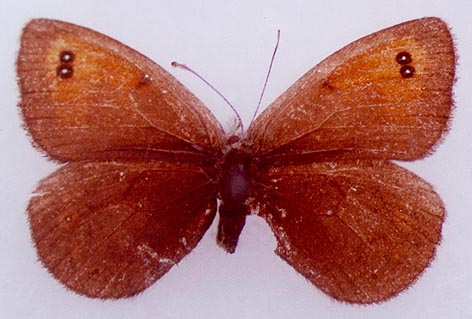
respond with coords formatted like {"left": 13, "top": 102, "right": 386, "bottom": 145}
{"left": 17, "top": 17, "right": 455, "bottom": 303}
{"left": 216, "top": 146, "right": 253, "bottom": 252}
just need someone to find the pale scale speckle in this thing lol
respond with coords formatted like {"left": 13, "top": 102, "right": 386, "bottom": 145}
{"left": 277, "top": 206, "right": 288, "bottom": 218}
{"left": 180, "top": 237, "right": 188, "bottom": 249}
{"left": 137, "top": 243, "right": 159, "bottom": 266}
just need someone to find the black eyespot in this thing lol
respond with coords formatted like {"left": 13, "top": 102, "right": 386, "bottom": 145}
{"left": 400, "top": 65, "right": 415, "bottom": 78}
{"left": 60, "top": 51, "right": 75, "bottom": 63}
{"left": 57, "top": 64, "right": 74, "bottom": 79}
{"left": 396, "top": 51, "right": 412, "bottom": 65}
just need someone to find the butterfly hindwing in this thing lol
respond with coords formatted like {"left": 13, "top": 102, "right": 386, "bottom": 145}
{"left": 244, "top": 17, "right": 455, "bottom": 163}
{"left": 28, "top": 160, "right": 217, "bottom": 298}
{"left": 252, "top": 160, "right": 444, "bottom": 303}
{"left": 17, "top": 19, "right": 226, "bottom": 162}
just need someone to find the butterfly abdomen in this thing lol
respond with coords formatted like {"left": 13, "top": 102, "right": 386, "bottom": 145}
{"left": 216, "top": 148, "right": 254, "bottom": 253}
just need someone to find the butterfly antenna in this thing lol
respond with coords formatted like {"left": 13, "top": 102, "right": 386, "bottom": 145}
{"left": 249, "top": 30, "right": 281, "bottom": 127}
{"left": 171, "top": 61, "right": 243, "bottom": 135}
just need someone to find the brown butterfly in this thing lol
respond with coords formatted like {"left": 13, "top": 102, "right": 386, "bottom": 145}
{"left": 17, "top": 17, "right": 455, "bottom": 303}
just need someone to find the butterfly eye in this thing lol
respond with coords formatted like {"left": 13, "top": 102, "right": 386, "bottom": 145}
{"left": 56, "top": 63, "right": 74, "bottom": 78}
{"left": 60, "top": 50, "right": 75, "bottom": 63}
{"left": 400, "top": 65, "right": 415, "bottom": 78}
{"left": 395, "top": 51, "right": 412, "bottom": 65}
{"left": 227, "top": 135, "right": 241, "bottom": 145}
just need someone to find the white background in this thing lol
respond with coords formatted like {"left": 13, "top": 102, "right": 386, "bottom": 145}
{"left": 1, "top": 1, "right": 471, "bottom": 318}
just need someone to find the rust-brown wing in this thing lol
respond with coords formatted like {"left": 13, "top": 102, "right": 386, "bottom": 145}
{"left": 252, "top": 160, "right": 444, "bottom": 303}
{"left": 28, "top": 160, "right": 217, "bottom": 298}
{"left": 17, "top": 19, "right": 226, "bottom": 162}
{"left": 244, "top": 18, "right": 455, "bottom": 163}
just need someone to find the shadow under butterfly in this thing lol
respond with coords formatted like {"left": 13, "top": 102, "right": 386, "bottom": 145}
{"left": 16, "top": 17, "right": 455, "bottom": 303}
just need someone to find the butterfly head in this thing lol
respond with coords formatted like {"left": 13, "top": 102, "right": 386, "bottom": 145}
{"left": 226, "top": 134, "right": 241, "bottom": 146}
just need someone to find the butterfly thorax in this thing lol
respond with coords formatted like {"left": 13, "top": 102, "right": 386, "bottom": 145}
{"left": 216, "top": 147, "right": 253, "bottom": 253}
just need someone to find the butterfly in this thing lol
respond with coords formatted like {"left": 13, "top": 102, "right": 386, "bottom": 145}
{"left": 16, "top": 17, "right": 455, "bottom": 304}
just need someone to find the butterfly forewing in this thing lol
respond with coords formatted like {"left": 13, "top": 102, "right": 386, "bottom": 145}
{"left": 17, "top": 19, "right": 226, "bottom": 162}
{"left": 28, "top": 160, "right": 217, "bottom": 298}
{"left": 251, "top": 160, "right": 444, "bottom": 303}
{"left": 244, "top": 17, "right": 455, "bottom": 163}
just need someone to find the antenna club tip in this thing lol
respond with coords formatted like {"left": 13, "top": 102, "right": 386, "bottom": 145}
{"left": 171, "top": 61, "right": 189, "bottom": 71}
